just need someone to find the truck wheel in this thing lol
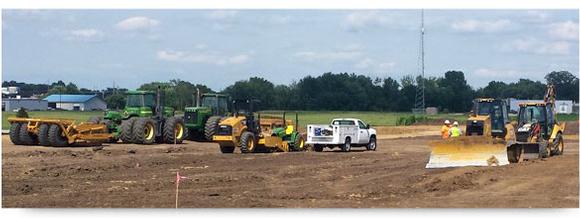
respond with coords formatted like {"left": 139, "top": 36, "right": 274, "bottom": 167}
{"left": 551, "top": 133, "right": 564, "bottom": 156}
{"left": 120, "top": 117, "right": 136, "bottom": 143}
{"left": 313, "top": 144, "right": 324, "bottom": 152}
{"left": 19, "top": 123, "right": 38, "bottom": 145}
{"left": 240, "top": 131, "right": 256, "bottom": 153}
{"left": 204, "top": 116, "right": 222, "bottom": 141}
{"left": 219, "top": 143, "right": 235, "bottom": 153}
{"left": 341, "top": 138, "right": 351, "bottom": 152}
{"left": 163, "top": 116, "right": 185, "bottom": 144}
{"left": 366, "top": 137, "right": 377, "bottom": 151}
{"left": 507, "top": 144, "right": 523, "bottom": 163}
{"left": 539, "top": 141, "right": 550, "bottom": 158}
{"left": 48, "top": 124, "right": 69, "bottom": 147}
{"left": 88, "top": 116, "right": 102, "bottom": 124}
{"left": 133, "top": 118, "right": 156, "bottom": 145}
{"left": 9, "top": 122, "right": 23, "bottom": 145}
{"left": 38, "top": 124, "right": 51, "bottom": 146}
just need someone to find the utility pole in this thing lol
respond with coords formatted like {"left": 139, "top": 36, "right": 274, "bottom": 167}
{"left": 413, "top": 9, "right": 426, "bottom": 114}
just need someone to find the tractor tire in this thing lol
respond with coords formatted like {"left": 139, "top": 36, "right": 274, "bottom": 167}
{"left": 539, "top": 141, "right": 550, "bottom": 158}
{"left": 88, "top": 116, "right": 102, "bottom": 124}
{"left": 9, "top": 122, "right": 23, "bottom": 145}
{"left": 219, "top": 143, "right": 235, "bottom": 153}
{"left": 132, "top": 118, "right": 156, "bottom": 145}
{"left": 291, "top": 134, "right": 305, "bottom": 151}
{"left": 38, "top": 124, "right": 51, "bottom": 146}
{"left": 240, "top": 131, "right": 256, "bottom": 153}
{"left": 507, "top": 144, "right": 524, "bottom": 163}
{"left": 313, "top": 144, "right": 324, "bottom": 152}
{"left": 204, "top": 116, "right": 222, "bottom": 141}
{"left": 120, "top": 118, "right": 136, "bottom": 143}
{"left": 551, "top": 133, "right": 564, "bottom": 156}
{"left": 19, "top": 123, "right": 38, "bottom": 145}
{"left": 163, "top": 116, "right": 186, "bottom": 144}
{"left": 341, "top": 137, "right": 352, "bottom": 152}
{"left": 48, "top": 124, "right": 69, "bottom": 147}
{"left": 366, "top": 136, "right": 377, "bottom": 151}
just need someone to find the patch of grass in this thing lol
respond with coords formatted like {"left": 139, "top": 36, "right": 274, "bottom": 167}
{"left": 2, "top": 111, "right": 104, "bottom": 130}
{"left": 556, "top": 113, "right": 579, "bottom": 122}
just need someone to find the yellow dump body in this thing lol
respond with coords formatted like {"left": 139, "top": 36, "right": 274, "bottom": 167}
{"left": 426, "top": 136, "right": 509, "bottom": 168}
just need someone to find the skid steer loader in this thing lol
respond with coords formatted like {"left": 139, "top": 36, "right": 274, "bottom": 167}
{"left": 426, "top": 98, "right": 515, "bottom": 168}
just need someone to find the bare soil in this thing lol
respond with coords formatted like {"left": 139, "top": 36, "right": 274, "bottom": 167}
{"left": 2, "top": 126, "right": 578, "bottom": 208}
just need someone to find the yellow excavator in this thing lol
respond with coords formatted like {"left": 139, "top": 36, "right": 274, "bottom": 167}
{"left": 426, "top": 85, "right": 564, "bottom": 168}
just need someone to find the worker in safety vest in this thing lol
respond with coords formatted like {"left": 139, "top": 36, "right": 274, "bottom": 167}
{"left": 449, "top": 121, "right": 462, "bottom": 137}
{"left": 441, "top": 120, "right": 451, "bottom": 139}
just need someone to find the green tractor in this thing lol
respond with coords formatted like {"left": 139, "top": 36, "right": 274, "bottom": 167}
{"left": 183, "top": 90, "right": 230, "bottom": 141}
{"left": 89, "top": 86, "right": 186, "bottom": 144}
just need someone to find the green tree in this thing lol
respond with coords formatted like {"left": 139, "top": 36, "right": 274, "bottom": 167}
{"left": 105, "top": 93, "right": 126, "bottom": 110}
{"left": 545, "top": 71, "right": 579, "bottom": 101}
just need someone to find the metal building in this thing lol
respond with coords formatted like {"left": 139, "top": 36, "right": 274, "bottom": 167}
{"left": 2, "top": 98, "right": 48, "bottom": 111}
{"left": 509, "top": 98, "right": 575, "bottom": 114}
{"left": 43, "top": 94, "right": 107, "bottom": 111}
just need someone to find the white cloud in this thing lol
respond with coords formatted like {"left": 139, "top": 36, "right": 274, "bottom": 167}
{"left": 343, "top": 11, "right": 391, "bottom": 32}
{"left": 501, "top": 37, "right": 571, "bottom": 55}
{"left": 451, "top": 19, "right": 512, "bottom": 33}
{"left": 115, "top": 16, "right": 160, "bottom": 31}
{"left": 157, "top": 50, "right": 250, "bottom": 65}
{"left": 66, "top": 28, "right": 104, "bottom": 42}
{"left": 355, "top": 58, "right": 395, "bottom": 72}
{"left": 548, "top": 21, "right": 579, "bottom": 41}
{"left": 206, "top": 10, "right": 238, "bottom": 20}
{"left": 294, "top": 51, "right": 362, "bottom": 61}
{"left": 473, "top": 68, "right": 521, "bottom": 78}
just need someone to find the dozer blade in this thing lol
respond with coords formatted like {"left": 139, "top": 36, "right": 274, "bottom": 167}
{"left": 426, "top": 136, "right": 509, "bottom": 168}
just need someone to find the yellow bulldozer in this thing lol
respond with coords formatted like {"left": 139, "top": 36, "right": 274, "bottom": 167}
{"left": 426, "top": 85, "right": 564, "bottom": 168}
{"left": 212, "top": 99, "right": 305, "bottom": 154}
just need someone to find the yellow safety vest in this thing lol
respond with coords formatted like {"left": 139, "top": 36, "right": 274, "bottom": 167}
{"left": 450, "top": 127, "right": 461, "bottom": 137}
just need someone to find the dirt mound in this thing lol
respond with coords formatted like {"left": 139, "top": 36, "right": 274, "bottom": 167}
{"left": 564, "top": 121, "right": 579, "bottom": 135}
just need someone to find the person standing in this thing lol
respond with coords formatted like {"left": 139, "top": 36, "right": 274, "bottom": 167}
{"left": 441, "top": 120, "right": 451, "bottom": 139}
{"left": 450, "top": 121, "right": 462, "bottom": 137}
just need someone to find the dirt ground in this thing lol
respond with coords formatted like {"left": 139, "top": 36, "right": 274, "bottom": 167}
{"left": 2, "top": 125, "right": 578, "bottom": 208}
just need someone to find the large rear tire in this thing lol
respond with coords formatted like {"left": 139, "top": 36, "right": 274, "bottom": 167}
{"left": 120, "top": 117, "right": 136, "bottom": 143}
{"left": 507, "top": 144, "right": 523, "bottom": 163}
{"left": 204, "top": 116, "right": 222, "bottom": 141}
{"left": 163, "top": 116, "right": 186, "bottom": 144}
{"left": 341, "top": 137, "right": 352, "bottom": 152}
{"left": 19, "top": 123, "right": 38, "bottom": 145}
{"left": 38, "top": 124, "right": 51, "bottom": 146}
{"left": 133, "top": 118, "right": 156, "bottom": 145}
{"left": 240, "top": 131, "right": 256, "bottom": 153}
{"left": 551, "top": 133, "right": 564, "bottom": 156}
{"left": 9, "top": 122, "right": 23, "bottom": 145}
{"left": 48, "top": 124, "right": 69, "bottom": 147}
{"left": 291, "top": 134, "right": 305, "bottom": 151}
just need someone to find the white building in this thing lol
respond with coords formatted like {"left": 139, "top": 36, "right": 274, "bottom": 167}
{"left": 509, "top": 98, "right": 575, "bottom": 114}
{"left": 43, "top": 94, "right": 107, "bottom": 111}
{"left": 2, "top": 98, "right": 48, "bottom": 111}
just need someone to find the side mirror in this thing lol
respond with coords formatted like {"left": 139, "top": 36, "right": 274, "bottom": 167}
{"left": 366, "top": 124, "right": 371, "bottom": 129}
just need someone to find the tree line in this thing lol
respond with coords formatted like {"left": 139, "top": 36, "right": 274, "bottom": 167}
{"left": 3, "top": 70, "right": 578, "bottom": 113}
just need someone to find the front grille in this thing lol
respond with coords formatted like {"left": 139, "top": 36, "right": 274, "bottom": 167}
{"left": 516, "top": 131, "right": 529, "bottom": 142}
{"left": 184, "top": 111, "right": 197, "bottom": 124}
{"left": 466, "top": 122, "right": 484, "bottom": 135}
{"left": 216, "top": 125, "right": 232, "bottom": 135}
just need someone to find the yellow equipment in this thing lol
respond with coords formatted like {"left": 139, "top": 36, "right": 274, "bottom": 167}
{"left": 8, "top": 117, "right": 111, "bottom": 146}
{"left": 426, "top": 98, "right": 514, "bottom": 168}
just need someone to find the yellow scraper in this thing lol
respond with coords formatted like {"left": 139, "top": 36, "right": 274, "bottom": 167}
{"left": 425, "top": 136, "right": 509, "bottom": 168}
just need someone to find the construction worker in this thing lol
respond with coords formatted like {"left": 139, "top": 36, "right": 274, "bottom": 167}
{"left": 441, "top": 120, "right": 451, "bottom": 139}
{"left": 449, "top": 121, "right": 462, "bottom": 137}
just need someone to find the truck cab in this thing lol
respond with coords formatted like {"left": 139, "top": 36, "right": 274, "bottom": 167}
{"left": 306, "top": 118, "right": 377, "bottom": 152}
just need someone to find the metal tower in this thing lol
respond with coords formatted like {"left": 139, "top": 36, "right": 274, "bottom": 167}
{"left": 413, "top": 9, "right": 426, "bottom": 114}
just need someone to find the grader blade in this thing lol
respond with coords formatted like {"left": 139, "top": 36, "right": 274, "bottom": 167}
{"left": 426, "top": 136, "right": 509, "bottom": 168}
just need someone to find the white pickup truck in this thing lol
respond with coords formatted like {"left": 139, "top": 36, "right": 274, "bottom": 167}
{"left": 306, "top": 118, "right": 377, "bottom": 152}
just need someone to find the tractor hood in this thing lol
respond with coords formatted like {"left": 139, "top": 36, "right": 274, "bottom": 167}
{"left": 219, "top": 115, "right": 246, "bottom": 126}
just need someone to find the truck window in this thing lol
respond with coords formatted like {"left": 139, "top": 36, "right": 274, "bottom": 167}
{"left": 332, "top": 120, "right": 355, "bottom": 125}
{"left": 357, "top": 120, "right": 366, "bottom": 129}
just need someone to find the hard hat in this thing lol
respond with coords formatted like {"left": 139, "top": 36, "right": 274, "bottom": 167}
{"left": 444, "top": 120, "right": 450, "bottom": 124}
{"left": 453, "top": 121, "right": 459, "bottom": 126}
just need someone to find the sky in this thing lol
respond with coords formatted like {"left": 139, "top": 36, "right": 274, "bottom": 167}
{"left": 2, "top": 9, "right": 579, "bottom": 91}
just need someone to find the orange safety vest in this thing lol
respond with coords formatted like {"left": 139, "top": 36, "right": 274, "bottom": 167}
{"left": 441, "top": 125, "right": 450, "bottom": 139}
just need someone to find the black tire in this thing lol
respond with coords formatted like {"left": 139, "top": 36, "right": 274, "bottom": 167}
{"left": 48, "top": 124, "right": 68, "bottom": 147}
{"left": 539, "top": 141, "right": 550, "bottom": 158}
{"left": 9, "top": 123, "right": 23, "bottom": 145}
{"left": 291, "top": 134, "right": 305, "bottom": 151}
{"left": 240, "top": 131, "right": 256, "bottom": 153}
{"left": 19, "top": 123, "right": 38, "bottom": 145}
{"left": 341, "top": 137, "right": 351, "bottom": 152}
{"left": 366, "top": 136, "right": 377, "bottom": 151}
{"left": 38, "top": 124, "right": 51, "bottom": 146}
{"left": 204, "top": 116, "right": 222, "bottom": 141}
{"left": 507, "top": 144, "right": 523, "bottom": 163}
{"left": 88, "top": 116, "right": 102, "bottom": 124}
{"left": 551, "top": 133, "right": 564, "bottom": 156}
{"left": 219, "top": 143, "right": 235, "bottom": 153}
{"left": 313, "top": 144, "right": 324, "bottom": 152}
{"left": 163, "top": 116, "right": 186, "bottom": 144}
{"left": 120, "top": 117, "right": 136, "bottom": 143}
{"left": 133, "top": 118, "right": 156, "bottom": 145}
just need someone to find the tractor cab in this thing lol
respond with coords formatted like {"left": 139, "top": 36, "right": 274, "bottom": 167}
{"left": 516, "top": 103, "right": 554, "bottom": 142}
{"left": 467, "top": 98, "right": 509, "bottom": 138}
